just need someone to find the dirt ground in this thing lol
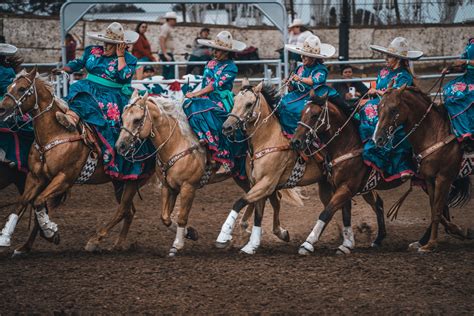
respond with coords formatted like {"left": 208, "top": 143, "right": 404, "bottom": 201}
{"left": 0, "top": 177, "right": 473, "bottom": 314}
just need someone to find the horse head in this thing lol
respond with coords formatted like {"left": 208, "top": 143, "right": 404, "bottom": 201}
{"left": 290, "top": 90, "right": 328, "bottom": 151}
{"left": 222, "top": 81, "right": 263, "bottom": 137}
{"left": 116, "top": 90, "right": 153, "bottom": 156}
{"left": 373, "top": 84, "right": 409, "bottom": 148}
{"left": 0, "top": 67, "right": 37, "bottom": 119}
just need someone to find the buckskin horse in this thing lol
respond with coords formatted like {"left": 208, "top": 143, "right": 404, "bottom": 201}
{"left": 116, "top": 91, "right": 294, "bottom": 256}
{"left": 216, "top": 82, "right": 387, "bottom": 255}
{"left": 291, "top": 88, "right": 471, "bottom": 254}
{"left": 0, "top": 68, "right": 148, "bottom": 255}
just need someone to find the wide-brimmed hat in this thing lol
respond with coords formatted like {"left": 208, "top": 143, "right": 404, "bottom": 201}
{"left": 87, "top": 22, "right": 139, "bottom": 44}
{"left": 289, "top": 18, "right": 305, "bottom": 29}
{"left": 163, "top": 11, "right": 177, "bottom": 20}
{"left": 370, "top": 37, "right": 423, "bottom": 60}
{"left": 0, "top": 44, "right": 18, "bottom": 56}
{"left": 197, "top": 31, "right": 246, "bottom": 52}
{"left": 285, "top": 35, "right": 335, "bottom": 58}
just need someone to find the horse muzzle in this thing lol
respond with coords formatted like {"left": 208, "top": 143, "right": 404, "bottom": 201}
{"left": 222, "top": 120, "right": 237, "bottom": 137}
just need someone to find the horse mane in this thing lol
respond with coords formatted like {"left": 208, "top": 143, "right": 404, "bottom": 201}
{"left": 148, "top": 96, "right": 198, "bottom": 143}
{"left": 260, "top": 83, "right": 281, "bottom": 110}
{"left": 402, "top": 86, "right": 447, "bottom": 117}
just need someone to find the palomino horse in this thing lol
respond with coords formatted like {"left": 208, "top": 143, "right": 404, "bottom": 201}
{"left": 116, "top": 91, "right": 288, "bottom": 256}
{"left": 0, "top": 68, "right": 147, "bottom": 254}
{"left": 373, "top": 85, "right": 472, "bottom": 250}
{"left": 216, "top": 82, "right": 386, "bottom": 255}
{"left": 291, "top": 89, "right": 471, "bottom": 254}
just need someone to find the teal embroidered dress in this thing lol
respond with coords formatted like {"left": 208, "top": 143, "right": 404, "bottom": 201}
{"left": 183, "top": 59, "right": 246, "bottom": 179}
{"left": 0, "top": 65, "right": 34, "bottom": 172}
{"left": 359, "top": 67, "right": 415, "bottom": 181}
{"left": 64, "top": 45, "right": 154, "bottom": 180}
{"left": 443, "top": 39, "right": 474, "bottom": 142}
{"left": 278, "top": 63, "right": 338, "bottom": 137}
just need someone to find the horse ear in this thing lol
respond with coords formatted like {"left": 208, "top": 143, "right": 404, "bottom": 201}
{"left": 241, "top": 77, "right": 250, "bottom": 87}
{"left": 143, "top": 91, "right": 149, "bottom": 102}
{"left": 27, "top": 66, "right": 37, "bottom": 79}
{"left": 131, "top": 89, "right": 139, "bottom": 100}
{"left": 310, "top": 90, "right": 328, "bottom": 106}
{"left": 254, "top": 81, "right": 263, "bottom": 93}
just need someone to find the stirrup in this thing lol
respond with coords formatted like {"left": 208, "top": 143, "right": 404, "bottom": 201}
{"left": 56, "top": 112, "right": 77, "bottom": 132}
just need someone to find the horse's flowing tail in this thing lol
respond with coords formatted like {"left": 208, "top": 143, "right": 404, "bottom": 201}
{"left": 448, "top": 176, "right": 472, "bottom": 208}
{"left": 279, "top": 188, "right": 306, "bottom": 207}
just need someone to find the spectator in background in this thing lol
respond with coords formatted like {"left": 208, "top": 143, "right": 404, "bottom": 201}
{"left": 65, "top": 33, "right": 78, "bottom": 62}
{"left": 332, "top": 64, "right": 369, "bottom": 105}
{"left": 186, "top": 27, "right": 212, "bottom": 74}
{"left": 159, "top": 11, "right": 177, "bottom": 79}
{"left": 287, "top": 18, "right": 313, "bottom": 70}
{"left": 132, "top": 22, "right": 156, "bottom": 80}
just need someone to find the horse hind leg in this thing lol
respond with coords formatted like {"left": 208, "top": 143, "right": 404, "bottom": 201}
{"left": 336, "top": 200, "right": 355, "bottom": 255}
{"left": 12, "top": 216, "right": 40, "bottom": 257}
{"left": 241, "top": 199, "right": 265, "bottom": 255}
{"left": 270, "top": 191, "right": 290, "bottom": 242}
{"left": 85, "top": 182, "right": 137, "bottom": 252}
{"left": 362, "top": 191, "right": 387, "bottom": 248}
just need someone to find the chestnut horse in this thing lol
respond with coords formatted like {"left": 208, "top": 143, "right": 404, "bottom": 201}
{"left": 216, "top": 82, "right": 386, "bottom": 255}
{"left": 291, "top": 89, "right": 471, "bottom": 254}
{"left": 0, "top": 68, "right": 147, "bottom": 254}
{"left": 116, "top": 92, "right": 289, "bottom": 256}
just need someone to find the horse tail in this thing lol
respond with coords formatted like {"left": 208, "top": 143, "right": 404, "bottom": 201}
{"left": 448, "top": 176, "right": 471, "bottom": 208}
{"left": 279, "top": 187, "right": 307, "bottom": 207}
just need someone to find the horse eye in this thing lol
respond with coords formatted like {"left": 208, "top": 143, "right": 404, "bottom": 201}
{"left": 245, "top": 102, "right": 252, "bottom": 108}
{"left": 133, "top": 118, "right": 141, "bottom": 125}
{"left": 18, "top": 87, "right": 26, "bottom": 93}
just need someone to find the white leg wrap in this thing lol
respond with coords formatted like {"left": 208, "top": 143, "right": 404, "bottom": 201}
{"left": 241, "top": 226, "right": 262, "bottom": 255}
{"left": 172, "top": 226, "right": 186, "bottom": 250}
{"left": 0, "top": 214, "right": 19, "bottom": 247}
{"left": 35, "top": 208, "right": 58, "bottom": 239}
{"left": 342, "top": 226, "right": 355, "bottom": 249}
{"left": 216, "top": 210, "right": 238, "bottom": 244}
{"left": 299, "top": 220, "right": 325, "bottom": 255}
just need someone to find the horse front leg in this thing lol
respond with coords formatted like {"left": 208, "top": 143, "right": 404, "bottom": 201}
{"left": 419, "top": 177, "right": 452, "bottom": 253}
{"left": 13, "top": 217, "right": 40, "bottom": 256}
{"left": 299, "top": 184, "right": 353, "bottom": 255}
{"left": 215, "top": 176, "right": 277, "bottom": 249}
{"left": 240, "top": 199, "right": 266, "bottom": 254}
{"left": 270, "top": 191, "right": 289, "bottom": 242}
{"left": 0, "top": 172, "right": 45, "bottom": 248}
{"left": 168, "top": 182, "right": 197, "bottom": 257}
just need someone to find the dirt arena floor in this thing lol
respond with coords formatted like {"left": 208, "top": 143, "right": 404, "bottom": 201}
{"left": 0, "top": 177, "right": 473, "bottom": 314}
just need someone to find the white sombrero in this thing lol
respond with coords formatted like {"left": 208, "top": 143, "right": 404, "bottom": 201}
{"left": 0, "top": 44, "right": 18, "bottom": 56}
{"left": 197, "top": 31, "right": 246, "bottom": 52}
{"left": 370, "top": 37, "right": 423, "bottom": 60}
{"left": 289, "top": 18, "right": 305, "bottom": 29}
{"left": 163, "top": 11, "right": 178, "bottom": 20}
{"left": 87, "top": 22, "right": 139, "bottom": 45}
{"left": 285, "top": 35, "right": 335, "bottom": 58}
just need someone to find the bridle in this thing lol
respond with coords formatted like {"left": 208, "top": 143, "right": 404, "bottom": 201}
{"left": 3, "top": 75, "right": 55, "bottom": 129}
{"left": 120, "top": 97, "right": 178, "bottom": 162}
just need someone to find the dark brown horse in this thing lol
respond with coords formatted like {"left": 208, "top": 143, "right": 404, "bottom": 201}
{"left": 291, "top": 89, "right": 471, "bottom": 253}
{"left": 0, "top": 164, "right": 26, "bottom": 194}
{"left": 0, "top": 68, "right": 147, "bottom": 255}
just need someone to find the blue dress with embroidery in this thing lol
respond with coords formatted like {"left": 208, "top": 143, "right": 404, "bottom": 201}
{"left": 65, "top": 45, "right": 154, "bottom": 180}
{"left": 359, "top": 67, "right": 415, "bottom": 181}
{"left": 183, "top": 59, "right": 246, "bottom": 179}
{"left": 278, "top": 63, "right": 338, "bottom": 137}
{"left": 443, "top": 39, "right": 474, "bottom": 141}
{"left": 0, "top": 65, "right": 34, "bottom": 173}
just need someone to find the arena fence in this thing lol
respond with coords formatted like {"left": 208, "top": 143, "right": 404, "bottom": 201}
{"left": 21, "top": 55, "right": 462, "bottom": 98}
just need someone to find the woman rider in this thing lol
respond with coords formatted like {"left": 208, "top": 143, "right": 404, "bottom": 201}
{"left": 279, "top": 35, "right": 351, "bottom": 137}
{"left": 442, "top": 38, "right": 474, "bottom": 152}
{"left": 359, "top": 37, "right": 423, "bottom": 181}
{"left": 183, "top": 31, "right": 247, "bottom": 178}
{"left": 55, "top": 22, "right": 154, "bottom": 180}
{"left": 0, "top": 43, "right": 34, "bottom": 174}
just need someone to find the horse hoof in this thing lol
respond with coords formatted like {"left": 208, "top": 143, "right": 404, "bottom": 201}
{"left": 336, "top": 245, "right": 351, "bottom": 255}
{"left": 84, "top": 241, "right": 100, "bottom": 253}
{"left": 408, "top": 241, "right": 422, "bottom": 251}
{"left": 298, "top": 242, "right": 314, "bottom": 256}
{"left": 185, "top": 227, "right": 199, "bottom": 241}
{"left": 11, "top": 249, "right": 28, "bottom": 258}
{"left": 240, "top": 244, "right": 257, "bottom": 255}
{"left": 168, "top": 247, "right": 178, "bottom": 257}
{"left": 418, "top": 244, "right": 436, "bottom": 253}
{"left": 279, "top": 230, "right": 290, "bottom": 242}
{"left": 215, "top": 240, "right": 231, "bottom": 249}
{"left": 371, "top": 241, "right": 381, "bottom": 248}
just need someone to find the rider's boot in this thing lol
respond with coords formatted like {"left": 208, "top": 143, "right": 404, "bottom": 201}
{"left": 56, "top": 110, "right": 79, "bottom": 132}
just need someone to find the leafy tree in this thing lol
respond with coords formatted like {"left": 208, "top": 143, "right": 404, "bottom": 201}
{"left": 0, "top": 0, "right": 65, "bottom": 16}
